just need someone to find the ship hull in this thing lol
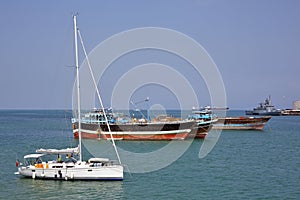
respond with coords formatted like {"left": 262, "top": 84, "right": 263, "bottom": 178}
{"left": 212, "top": 116, "right": 271, "bottom": 130}
{"left": 18, "top": 165, "right": 123, "bottom": 181}
{"left": 246, "top": 110, "right": 281, "bottom": 116}
{"left": 281, "top": 110, "right": 300, "bottom": 116}
{"left": 188, "top": 120, "right": 214, "bottom": 139}
{"left": 72, "top": 121, "right": 196, "bottom": 140}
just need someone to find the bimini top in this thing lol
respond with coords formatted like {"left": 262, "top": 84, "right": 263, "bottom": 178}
{"left": 24, "top": 154, "right": 44, "bottom": 159}
{"left": 36, "top": 146, "right": 79, "bottom": 155}
{"left": 88, "top": 158, "right": 110, "bottom": 163}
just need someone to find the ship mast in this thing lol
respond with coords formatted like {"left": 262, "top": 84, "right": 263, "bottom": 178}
{"left": 73, "top": 15, "right": 82, "bottom": 162}
{"left": 73, "top": 15, "right": 122, "bottom": 165}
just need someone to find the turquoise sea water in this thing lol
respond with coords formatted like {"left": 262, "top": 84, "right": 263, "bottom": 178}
{"left": 0, "top": 110, "right": 299, "bottom": 199}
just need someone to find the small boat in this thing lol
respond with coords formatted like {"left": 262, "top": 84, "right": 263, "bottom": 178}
{"left": 15, "top": 15, "right": 123, "bottom": 180}
{"left": 281, "top": 109, "right": 300, "bottom": 116}
{"left": 245, "top": 95, "right": 282, "bottom": 116}
{"left": 281, "top": 101, "right": 300, "bottom": 116}
{"left": 212, "top": 116, "right": 271, "bottom": 130}
{"left": 72, "top": 109, "right": 196, "bottom": 140}
{"left": 187, "top": 107, "right": 218, "bottom": 138}
{"left": 15, "top": 147, "right": 123, "bottom": 180}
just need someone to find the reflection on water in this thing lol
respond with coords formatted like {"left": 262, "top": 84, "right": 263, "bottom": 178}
{"left": 83, "top": 139, "right": 172, "bottom": 155}
{"left": 83, "top": 139, "right": 196, "bottom": 173}
{"left": 14, "top": 178, "right": 124, "bottom": 199}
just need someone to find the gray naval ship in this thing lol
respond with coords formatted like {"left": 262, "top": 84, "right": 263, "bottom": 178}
{"left": 246, "top": 96, "right": 282, "bottom": 116}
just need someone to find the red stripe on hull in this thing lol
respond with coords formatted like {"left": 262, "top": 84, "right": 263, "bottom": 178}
{"left": 195, "top": 133, "right": 207, "bottom": 139}
{"left": 212, "top": 124, "right": 265, "bottom": 130}
{"left": 74, "top": 131, "right": 189, "bottom": 140}
{"left": 212, "top": 116, "right": 270, "bottom": 130}
{"left": 74, "top": 132, "right": 100, "bottom": 139}
{"left": 105, "top": 132, "right": 189, "bottom": 140}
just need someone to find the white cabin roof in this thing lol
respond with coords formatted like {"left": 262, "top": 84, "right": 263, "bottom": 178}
{"left": 36, "top": 147, "right": 79, "bottom": 155}
{"left": 88, "top": 158, "right": 110, "bottom": 163}
{"left": 24, "top": 154, "right": 44, "bottom": 159}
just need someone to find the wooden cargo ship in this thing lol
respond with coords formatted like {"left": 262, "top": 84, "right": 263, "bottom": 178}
{"left": 72, "top": 109, "right": 196, "bottom": 140}
{"left": 212, "top": 116, "right": 271, "bottom": 130}
{"left": 187, "top": 108, "right": 218, "bottom": 138}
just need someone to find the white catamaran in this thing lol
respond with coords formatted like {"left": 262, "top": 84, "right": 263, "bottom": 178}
{"left": 15, "top": 15, "right": 124, "bottom": 181}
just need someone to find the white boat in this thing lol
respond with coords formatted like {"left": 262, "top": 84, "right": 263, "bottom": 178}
{"left": 15, "top": 147, "right": 123, "bottom": 180}
{"left": 15, "top": 15, "right": 123, "bottom": 181}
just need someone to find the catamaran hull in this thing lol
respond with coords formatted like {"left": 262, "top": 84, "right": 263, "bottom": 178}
{"left": 72, "top": 121, "right": 196, "bottom": 140}
{"left": 17, "top": 165, "right": 123, "bottom": 181}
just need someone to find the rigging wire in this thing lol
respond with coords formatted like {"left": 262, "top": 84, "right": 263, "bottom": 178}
{"left": 77, "top": 28, "right": 122, "bottom": 165}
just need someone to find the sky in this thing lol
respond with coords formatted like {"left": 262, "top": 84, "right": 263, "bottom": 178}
{"left": 0, "top": 0, "right": 299, "bottom": 110}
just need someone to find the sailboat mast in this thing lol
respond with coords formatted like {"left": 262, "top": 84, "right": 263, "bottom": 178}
{"left": 73, "top": 15, "right": 82, "bottom": 162}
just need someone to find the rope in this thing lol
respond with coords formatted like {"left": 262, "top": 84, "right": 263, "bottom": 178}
{"left": 77, "top": 29, "right": 122, "bottom": 165}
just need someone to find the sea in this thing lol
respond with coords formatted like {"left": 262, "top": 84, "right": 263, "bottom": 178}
{"left": 0, "top": 110, "right": 299, "bottom": 199}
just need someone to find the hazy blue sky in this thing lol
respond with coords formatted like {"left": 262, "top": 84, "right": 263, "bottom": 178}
{"left": 0, "top": 0, "right": 299, "bottom": 110}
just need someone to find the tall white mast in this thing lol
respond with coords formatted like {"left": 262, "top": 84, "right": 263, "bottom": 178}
{"left": 73, "top": 15, "right": 82, "bottom": 162}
